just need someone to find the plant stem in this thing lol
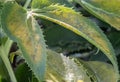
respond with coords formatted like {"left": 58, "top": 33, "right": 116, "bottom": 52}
{"left": 0, "top": 50, "right": 17, "bottom": 82}
{"left": 4, "top": 38, "right": 13, "bottom": 56}
{"left": 24, "top": 0, "right": 31, "bottom": 8}
{"left": 0, "top": 76, "right": 2, "bottom": 81}
{"left": 0, "top": 39, "right": 17, "bottom": 82}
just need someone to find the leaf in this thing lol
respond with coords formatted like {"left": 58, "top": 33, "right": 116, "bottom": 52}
{"left": 0, "top": 0, "right": 14, "bottom": 3}
{"left": 32, "top": 0, "right": 71, "bottom": 9}
{"left": 108, "top": 31, "right": 120, "bottom": 55}
{"left": 0, "top": 57, "right": 9, "bottom": 80}
{"left": 1, "top": 2, "right": 47, "bottom": 81}
{"left": 15, "top": 63, "right": 33, "bottom": 82}
{"left": 0, "top": 77, "right": 8, "bottom": 82}
{"left": 0, "top": 0, "right": 4, "bottom": 3}
{"left": 0, "top": 3, "right": 2, "bottom": 28}
{"left": 43, "top": 19, "right": 90, "bottom": 52}
{"left": 75, "top": 0, "right": 120, "bottom": 30}
{"left": 32, "top": 4, "right": 119, "bottom": 79}
{"left": 46, "top": 49, "right": 91, "bottom": 82}
{"left": 76, "top": 59, "right": 119, "bottom": 82}
{"left": 12, "top": 49, "right": 119, "bottom": 82}
{"left": 89, "top": 51, "right": 109, "bottom": 62}
{"left": 86, "top": 61, "right": 118, "bottom": 82}
{"left": 15, "top": 62, "right": 40, "bottom": 82}
{"left": 47, "top": 50, "right": 118, "bottom": 82}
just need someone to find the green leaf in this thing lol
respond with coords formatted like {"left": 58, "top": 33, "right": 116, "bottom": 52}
{"left": 15, "top": 63, "right": 32, "bottom": 82}
{"left": 32, "top": 4, "right": 119, "bottom": 79}
{"left": 0, "top": 57, "right": 9, "bottom": 80}
{"left": 75, "top": 0, "right": 120, "bottom": 30}
{"left": 32, "top": 0, "right": 71, "bottom": 9}
{"left": 108, "top": 31, "right": 120, "bottom": 55}
{"left": 0, "top": 76, "right": 8, "bottom": 82}
{"left": 47, "top": 50, "right": 118, "bottom": 82}
{"left": 43, "top": 19, "right": 91, "bottom": 52}
{"left": 46, "top": 49, "right": 91, "bottom": 82}
{"left": 0, "top": 0, "right": 14, "bottom": 3}
{"left": 86, "top": 61, "right": 118, "bottom": 82}
{"left": 15, "top": 62, "right": 40, "bottom": 82}
{"left": 1, "top": 2, "right": 47, "bottom": 81}
{"left": 0, "top": 0, "right": 4, "bottom": 3}
{"left": 27, "top": 17, "right": 47, "bottom": 81}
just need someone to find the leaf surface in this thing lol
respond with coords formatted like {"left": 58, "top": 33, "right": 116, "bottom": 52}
{"left": 1, "top": 2, "right": 47, "bottom": 81}
{"left": 75, "top": 0, "right": 120, "bottom": 30}
{"left": 15, "top": 63, "right": 33, "bottom": 82}
{"left": 32, "top": 4, "right": 119, "bottom": 79}
{"left": 86, "top": 61, "right": 118, "bottom": 82}
{"left": 47, "top": 50, "right": 118, "bottom": 82}
{"left": 43, "top": 19, "right": 90, "bottom": 52}
{"left": 46, "top": 50, "right": 91, "bottom": 82}
{"left": 32, "top": 0, "right": 71, "bottom": 9}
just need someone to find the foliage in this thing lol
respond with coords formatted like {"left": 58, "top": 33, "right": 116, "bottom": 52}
{"left": 0, "top": 0, "right": 120, "bottom": 82}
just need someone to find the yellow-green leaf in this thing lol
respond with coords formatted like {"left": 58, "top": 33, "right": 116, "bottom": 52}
{"left": 1, "top": 2, "right": 47, "bottom": 81}
{"left": 75, "top": 0, "right": 120, "bottom": 30}
{"left": 46, "top": 50, "right": 91, "bottom": 82}
{"left": 86, "top": 61, "right": 118, "bottom": 82}
{"left": 32, "top": 0, "right": 71, "bottom": 9}
{"left": 46, "top": 50, "right": 118, "bottom": 82}
{"left": 32, "top": 4, "right": 119, "bottom": 80}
